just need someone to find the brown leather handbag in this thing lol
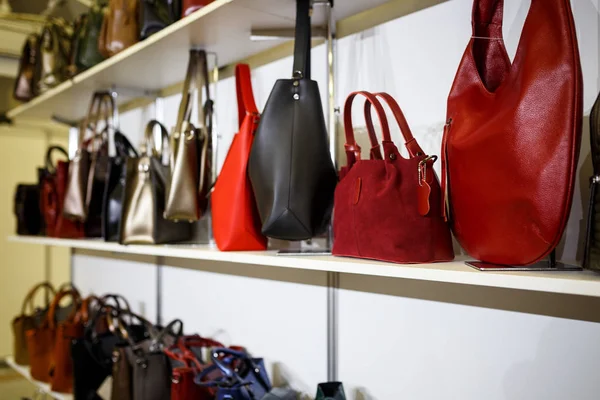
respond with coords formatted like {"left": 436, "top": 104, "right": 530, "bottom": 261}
{"left": 26, "top": 287, "right": 81, "bottom": 383}
{"left": 99, "top": 0, "right": 140, "bottom": 57}
{"left": 442, "top": 0, "right": 583, "bottom": 265}
{"left": 121, "top": 120, "right": 193, "bottom": 244}
{"left": 50, "top": 289, "right": 84, "bottom": 393}
{"left": 12, "top": 282, "right": 56, "bottom": 365}
{"left": 14, "top": 34, "right": 39, "bottom": 102}
{"left": 63, "top": 93, "right": 111, "bottom": 237}
{"left": 165, "top": 50, "right": 213, "bottom": 221}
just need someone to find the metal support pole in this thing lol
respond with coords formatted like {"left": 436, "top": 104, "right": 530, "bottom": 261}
{"left": 327, "top": 271, "right": 339, "bottom": 381}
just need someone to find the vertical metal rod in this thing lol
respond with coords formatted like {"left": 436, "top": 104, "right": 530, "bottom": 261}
{"left": 327, "top": 271, "right": 339, "bottom": 381}
{"left": 156, "top": 257, "right": 164, "bottom": 326}
{"left": 326, "top": 0, "right": 337, "bottom": 168}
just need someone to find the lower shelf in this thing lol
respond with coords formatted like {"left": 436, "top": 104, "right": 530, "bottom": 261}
{"left": 8, "top": 235, "right": 600, "bottom": 298}
{"left": 5, "top": 356, "right": 73, "bottom": 400}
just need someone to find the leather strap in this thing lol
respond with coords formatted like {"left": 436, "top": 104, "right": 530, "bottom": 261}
{"left": 175, "top": 50, "right": 211, "bottom": 132}
{"left": 144, "top": 119, "right": 169, "bottom": 158}
{"left": 45, "top": 146, "right": 69, "bottom": 173}
{"left": 47, "top": 288, "right": 81, "bottom": 330}
{"left": 114, "top": 131, "right": 138, "bottom": 158}
{"left": 292, "top": 0, "right": 311, "bottom": 79}
{"left": 343, "top": 91, "right": 391, "bottom": 168}
{"left": 74, "top": 295, "right": 102, "bottom": 325}
{"left": 235, "top": 64, "right": 258, "bottom": 128}
{"left": 20, "top": 281, "right": 55, "bottom": 315}
{"left": 364, "top": 92, "right": 425, "bottom": 158}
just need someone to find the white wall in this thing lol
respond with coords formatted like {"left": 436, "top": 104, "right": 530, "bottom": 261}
{"left": 73, "top": 0, "right": 600, "bottom": 398}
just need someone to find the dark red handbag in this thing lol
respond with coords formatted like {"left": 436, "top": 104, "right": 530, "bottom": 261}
{"left": 333, "top": 91, "right": 454, "bottom": 264}
{"left": 212, "top": 64, "right": 267, "bottom": 251}
{"left": 182, "top": 0, "right": 213, "bottom": 17}
{"left": 443, "top": 0, "right": 583, "bottom": 266}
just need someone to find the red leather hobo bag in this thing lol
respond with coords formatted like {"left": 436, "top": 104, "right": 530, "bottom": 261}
{"left": 443, "top": 0, "right": 583, "bottom": 265}
{"left": 212, "top": 64, "right": 267, "bottom": 251}
{"left": 333, "top": 91, "right": 454, "bottom": 264}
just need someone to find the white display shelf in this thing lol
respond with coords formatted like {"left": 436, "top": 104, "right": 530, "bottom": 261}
{"left": 5, "top": 356, "right": 73, "bottom": 400}
{"left": 8, "top": 235, "right": 600, "bottom": 298}
{"left": 6, "top": 0, "right": 392, "bottom": 121}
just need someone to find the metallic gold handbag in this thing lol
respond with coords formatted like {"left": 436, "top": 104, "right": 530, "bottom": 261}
{"left": 164, "top": 49, "right": 213, "bottom": 222}
{"left": 37, "top": 20, "right": 73, "bottom": 94}
{"left": 120, "top": 120, "right": 192, "bottom": 244}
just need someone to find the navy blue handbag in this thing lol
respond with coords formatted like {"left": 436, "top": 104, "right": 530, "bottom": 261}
{"left": 194, "top": 348, "right": 272, "bottom": 400}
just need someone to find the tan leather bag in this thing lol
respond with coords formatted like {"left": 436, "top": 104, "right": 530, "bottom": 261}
{"left": 164, "top": 50, "right": 213, "bottom": 221}
{"left": 26, "top": 288, "right": 81, "bottom": 383}
{"left": 12, "top": 282, "right": 56, "bottom": 365}
{"left": 99, "top": 0, "right": 139, "bottom": 57}
{"left": 13, "top": 34, "right": 39, "bottom": 102}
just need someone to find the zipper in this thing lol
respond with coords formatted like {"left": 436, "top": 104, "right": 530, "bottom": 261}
{"left": 441, "top": 118, "right": 452, "bottom": 222}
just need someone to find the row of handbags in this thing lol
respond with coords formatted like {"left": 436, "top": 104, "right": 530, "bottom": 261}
{"left": 14, "top": 0, "right": 214, "bottom": 103}
{"left": 12, "top": 281, "right": 347, "bottom": 400}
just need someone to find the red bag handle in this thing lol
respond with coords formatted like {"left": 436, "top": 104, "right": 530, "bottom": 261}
{"left": 472, "top": 0, "right": 504, "bottom": 35}
{"left": 235, "top": 64, "right": 258, "bottom": 128}
{"left": 343, "top": 91, "right": 391, "bottom": 168}
{"left": 364, "top": 92, "right": 425, "bottom": 158}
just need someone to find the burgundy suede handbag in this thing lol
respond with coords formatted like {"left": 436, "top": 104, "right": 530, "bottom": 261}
{"left": 332, "top": 91, "right": 454, "bottom": 264}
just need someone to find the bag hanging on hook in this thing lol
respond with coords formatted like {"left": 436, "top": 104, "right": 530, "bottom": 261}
{"left": 164, "top": 49, "right": 213, "bottom": 222}
{"left": 443, "top": 0, "right": 583, "bottom": 265}
{"left": 248, "top": 0, "right": 337, "bottom": 241}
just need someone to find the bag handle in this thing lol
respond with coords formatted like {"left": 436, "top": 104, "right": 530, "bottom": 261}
{"left": 235, "top": 64, "right": 258, "bottom": 128}
{"left": 363, "top": 92, "right": 425, "bottom": 158}
{"left": 114, "top": 131, "right": 138, "bottom": 158}
{"left": 46, "top": 288, "right": 82, "bottom": 330}
{"left": 20, "top": 281, "right": 56, "bottom": 315}
{"left": 44, "top": 146, "right": 69, "bottom": 173}
{"left": 472, "top": 0, "right": 504, "bottom": 36}
{"left": 343, "top": 91, "right": 391, "bottom": 168}
{"left": 292, "top": 0, "right": 311, "bottom": 79}
{"left": 74, "top": 295, "right": 102, "bottom": 325}
{"left": 175, "top": 50, "right": 211, "bottom": 133}
{"left": 144, "top": 120, "right": 169, "bottom": 158}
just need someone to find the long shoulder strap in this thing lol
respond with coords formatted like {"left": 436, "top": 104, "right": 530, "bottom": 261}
{"left": 235, "top": 64, "right": 258, "bottom": 128}
{"left": 292, "top": 0, "right": 311, "bottom": 79}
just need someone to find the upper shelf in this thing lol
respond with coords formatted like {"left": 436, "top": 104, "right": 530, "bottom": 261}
{"left": 8, "top": 235, "right": 600, "bottom": 298}
{"left": 7, "top": 0, "right": 393, "bottom": 121}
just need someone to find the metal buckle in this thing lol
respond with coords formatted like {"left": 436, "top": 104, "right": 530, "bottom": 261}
{"left": 418, "top": 155, "right": 438, "bottom": 186}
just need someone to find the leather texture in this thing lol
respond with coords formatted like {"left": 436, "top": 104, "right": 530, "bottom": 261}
{"left": 212, "top": 64, "right": 267, "bottom": 251}
{"left": 195, "top": 348, "right": 272, "bottom": 400}
{"left": 182, "top": 0, "right": 213, "bottom": 17}
{"left": 112, "top": 344, "right": 133, "bottom": 400}
{"left": 248, "top": 0, "right": 337, "bottom": 241}
{"left": 165, "top": 50, "right": 213, "bottom": 222}
{"left": 100, "top": 0, "right": 139, "bottom": 57}
{"left": 121, "top": 120, "right": 193, "bottom": 244}
{"left": 316, "top": 382, "right": 346, "bottom": 400}
{"left": 333, "top": 92, "right": 454, "bottom": 264}
{"left": 139, "top": 0, "right": 179, "bottom": 39}
{"left": 12, "top": 282, "right": 56, "bottom": 366}
{"left": 76, "top": 1, "right": 107, "bottom": 70}
{"left": 443, "top": 0, "right": 583, "bottom": 265}
{"left": 14, "top": 184, "right": 42, "bottom": 236}
{"left": 13, "top": 34, "right": 39, "bottom": 102}
{"left": 63, "top": 93, "right": 110, "bottom": 238}
{"left": 584, "top": 91, "right": 600, "bottom": 271}
{"left": 26, "top": 287, "right": 81, "bottom": 384}
{"left": 40, "top": 146, "right": 84, "bottom": 238}
{"left": 102, "top": 131, "right": 138, "bottom": 242}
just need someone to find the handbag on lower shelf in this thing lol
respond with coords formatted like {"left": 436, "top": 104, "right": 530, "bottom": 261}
{"left": 584, "top": 91, "right": 600, "bottom": 271}
{"left": 120, "top": 120, "right": 193, "bottom": 244}
{"left": 212, "top": 64, "right": 267, "bottom": 251}
{"left": 316, "top": 382, "right": 346, "bottom": 400}
{"left": 26, "top": 287, "right": 81, "bottom": 383}
{"left": 332, "top": 92, "right": 454, "bottom": 263}
{"left": 12, "top": 282, "right": 56, "bottom": 365}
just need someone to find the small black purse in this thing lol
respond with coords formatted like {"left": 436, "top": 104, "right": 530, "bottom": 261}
{"left": 584, "top": 91, "right": 600, "bottom": 271}
{"left": 14, "top": 184, "right": 42, "bottom": 236}
{"left": 248, "top": 0, "right": 337, "bottom": 241}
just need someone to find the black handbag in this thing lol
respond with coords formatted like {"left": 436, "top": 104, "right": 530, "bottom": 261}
{"left": 315, "top": 382, "right": 346, "bottom": 400}
{"left": 139, "top": 0, "right": 180, "bottom": 39}
{"left": 102, "top": 131, "right": 138, "bottom": 242}
{"left": 248, "top": 0, "right": 337, "bottom": 241}
{"left": 584, "top": 91, "right": 600, "bottom": 271}
{"left": 14, "top": 184, "right": 42, "bottom": 236}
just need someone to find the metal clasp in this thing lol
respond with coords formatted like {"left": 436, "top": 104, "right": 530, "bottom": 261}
{"left": 418, "top": 155, "right": 438, "bottom": 186}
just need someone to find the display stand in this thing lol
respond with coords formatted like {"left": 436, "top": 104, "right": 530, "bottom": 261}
{"left": 466, "top": 251, "right": 583, "bottom": 272}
